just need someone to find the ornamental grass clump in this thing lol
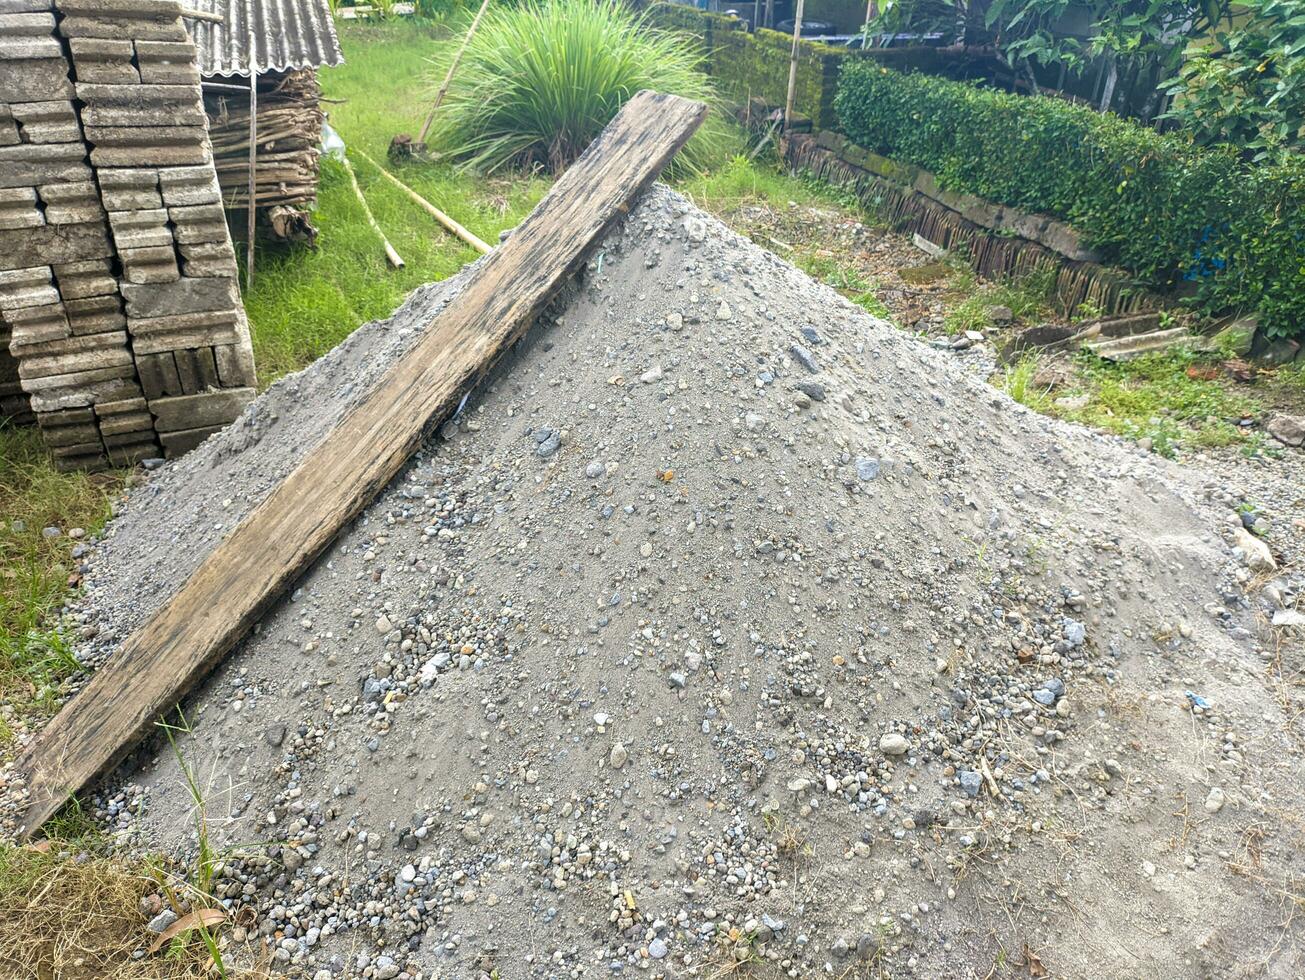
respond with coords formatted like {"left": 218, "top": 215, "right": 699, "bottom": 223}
{"left": 428, "top": 0, "right": 719, "bottom": 173}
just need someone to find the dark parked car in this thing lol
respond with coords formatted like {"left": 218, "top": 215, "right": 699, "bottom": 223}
{"left": 774, "top": 18, "right": 836, "bottom": 36}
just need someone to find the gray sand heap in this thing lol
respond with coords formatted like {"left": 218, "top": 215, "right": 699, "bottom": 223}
{"left": 25, "top": 187, "right": 1305, "bottom": 978}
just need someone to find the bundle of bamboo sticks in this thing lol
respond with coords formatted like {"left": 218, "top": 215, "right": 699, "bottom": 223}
{"left": 203, "top": 68, "right": 324, "bottom": 212}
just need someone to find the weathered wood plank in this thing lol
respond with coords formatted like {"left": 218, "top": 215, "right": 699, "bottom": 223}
{"left": 13, "top": 91, "right": 706, "bottom": 837}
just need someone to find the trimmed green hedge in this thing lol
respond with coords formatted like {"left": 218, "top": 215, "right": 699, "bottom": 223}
{"left": 835, "top": 62, "right": 1304, "bottom": 339}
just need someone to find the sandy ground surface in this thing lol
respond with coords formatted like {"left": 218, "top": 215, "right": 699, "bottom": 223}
{"left": 5, "top": 186, "right": 1303, "bottom": 980}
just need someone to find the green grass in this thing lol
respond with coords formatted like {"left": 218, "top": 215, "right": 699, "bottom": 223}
{"left": 0, "top": 425, "right": 117, "bottom": 748}
{"left": 678, "top": 152, "right": 859, "bottom": 213}
{"left": 1001, "top": 357, "right": 1054, "bottom": 414}
{"left": 1002, "top": 349, "right": 1259, "bottom": 457}
{"left": 795, "top": 253, "right": 891, "bottom": 317}
{"left": 241, "top": 21, "right": 551, "bottom": 382}
{"left": 944, "top": 267, "right": 1056, "bottom": 335}
{"left": 1267, "top": 361, "right": 1305, "bottom": 394}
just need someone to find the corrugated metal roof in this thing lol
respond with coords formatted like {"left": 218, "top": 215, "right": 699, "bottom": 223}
{"left": 185, "top": 0, "right": 344, "bottom": 78}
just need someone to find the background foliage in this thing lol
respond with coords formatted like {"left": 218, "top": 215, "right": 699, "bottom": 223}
{"left": 1161, "top": 0, "right": 1305, "bottom": 161}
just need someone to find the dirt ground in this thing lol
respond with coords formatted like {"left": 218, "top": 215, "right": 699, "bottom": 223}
{"left": 4, "top": 186, "right": 1303, "bottom": 980}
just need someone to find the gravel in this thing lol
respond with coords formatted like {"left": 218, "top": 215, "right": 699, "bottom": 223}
{"left": 4, "top": 185, "right": 1303, "bottom": 980}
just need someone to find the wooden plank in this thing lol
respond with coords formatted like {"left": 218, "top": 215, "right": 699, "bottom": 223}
{"left": 14, "top": 91, "right": 707, "bottom": 836}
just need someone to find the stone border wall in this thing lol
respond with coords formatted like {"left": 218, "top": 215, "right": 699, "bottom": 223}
{"left": 0, "top": 0, "right": 254, "bottom": 469}
{"left": 783, "top": 127, "right": 1160, "bottom": 318}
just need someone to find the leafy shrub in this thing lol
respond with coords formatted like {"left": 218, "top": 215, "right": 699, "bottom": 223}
{"left": 835, "top": 62, "right": 1305, "bottom": 339}
{"left": 1211, "top": 155, "right": 1305, "bottom": 337}
{"left": 1161, "top": 0, "right": 1305, "bottom": 162}
{"left": 428, "top": 0, "right": 718, "bottom": 173}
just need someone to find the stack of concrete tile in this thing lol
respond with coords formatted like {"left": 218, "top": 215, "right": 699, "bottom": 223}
{"left": 62, "top": 0, "right": 255, "bottom": 458}
{"left": 0, "top": 0, "right": 256, "bottom": 468}
{"left": 0, "top": 0, "right": 146, "bottom": 467}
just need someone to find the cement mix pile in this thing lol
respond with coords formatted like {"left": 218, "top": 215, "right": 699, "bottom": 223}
{"left": 9, "top": 187, "right": 1303, "bottom": 979}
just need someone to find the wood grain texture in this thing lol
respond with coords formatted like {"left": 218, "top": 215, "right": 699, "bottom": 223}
{"left": 14, "top": 91, "right": 707, "bottom": 837}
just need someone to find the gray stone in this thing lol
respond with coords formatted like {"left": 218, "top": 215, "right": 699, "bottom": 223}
{"left": 1064, "top": 620, "right": 1086, "bottom": 646}
{"left": 959, "top": 770, "right": 982, "bottom": 797}
{"left": 1234, "top": 527, "right": 1276, "bottom": 573}
{"left": 854, "top": 457, "right": 881, "bottom": 481}
{"left": 1266, "top": 414, "right": 1305, "bottom": 448}
{"left": 0, "top": 57, "right": 74, "bottom": 101}
{"left": 1251, "top": 333, "right": 1300, "bottom": 366}
{"left": 148, "top": 388, "right": 254, "bottom": 433}
{"left": 790, "top": 343, "right": 818, "bottom": 373}
{"left": 1211, "top": 316, "right": 1256, "bottom": 357}
{"left": 146, "top": 909, "right": 178, "bottom": 933}
{"left": 536, "top": 431, "right": 560, "bottom": 457}
{"left": 879, "top": 732, "right": 909, "bottom": 755}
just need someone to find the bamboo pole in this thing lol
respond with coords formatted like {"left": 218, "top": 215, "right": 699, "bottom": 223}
{"left": 245, "top": 20, "right": 257, "bottom": 286}
{"left": 784, "top": 0, "right": 805, "bottom": 133}
{"left": 340, "top": 153, "right": 405, "bottom": 268}
{"left": 180, "top": 7, "right": 223, "bottom": 23}
{"left": 417, "top": 0, "right": 492, "bottom": 144}
{"left": 356, "top": 149, "right": 492, "bottom": 255}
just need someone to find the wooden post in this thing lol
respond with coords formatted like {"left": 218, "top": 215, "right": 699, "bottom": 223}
{"left": 12, "top": 91, "right": 707, "bottom": 839}
{"left": 417, "top": 0, "right": 492, "bottom": 145}
{"left": 784, "top": 0, "right": 805, "bottom": 133}
{"left": 245, "top": 24, "right": 257, "bottom": 287}
{"left": 1098, "top": 58, "right": 1118, "bottom": 113}
{"left": 862, "top": 1, "right": 877, "bottom": 46}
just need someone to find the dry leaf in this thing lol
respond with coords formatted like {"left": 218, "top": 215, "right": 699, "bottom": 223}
{"left": 1023, "top": 942, "right": 1049, "bottom": 977}
{"left": 148, "top": 908, "right": 227, "bottom": 954}
{"left": 1223, "top": 358, "right": 1257, "bottom": 383}
{"left": 24, "top": 840, "right": 51, "bottom": 853}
